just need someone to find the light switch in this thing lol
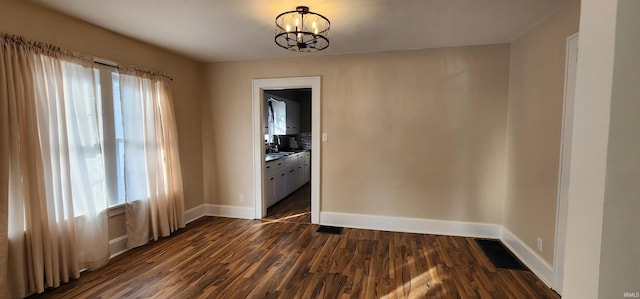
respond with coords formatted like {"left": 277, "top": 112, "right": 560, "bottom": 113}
{"left": 322, "top": 133, "right": 328, "bottom": 142}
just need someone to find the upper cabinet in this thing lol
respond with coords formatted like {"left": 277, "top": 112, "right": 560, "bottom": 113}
{"left": 285, "top": 100, "right": 299, "bottom": 135}
{"left": 264, "top": 92, "right": 299, "bottom": 136}
{"left": 263, "top": 89, "right": 311, "bottom": 136}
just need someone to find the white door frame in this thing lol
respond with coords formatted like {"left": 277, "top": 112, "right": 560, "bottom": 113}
{"left": 251, "top": 77, "right": 321, "bottom": 224}
{"left": 553, "top": 33, "right": 579, "bottom": 295}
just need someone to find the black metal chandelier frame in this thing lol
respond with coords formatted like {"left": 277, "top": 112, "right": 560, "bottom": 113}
{"left": 275, "top": 6, "right": 330, "bottom": 52}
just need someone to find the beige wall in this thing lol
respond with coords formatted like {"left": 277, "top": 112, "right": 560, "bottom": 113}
{"left": 204, "top": 45, "right": 510, "bottom": 223}
{"left": 0, "top": 0, "right": 205, "bottom": 211}
{"left": 598, "top": 0, "right": 640, "bottom": 296}
{"left": 503, "top": 0, "right": 580, "bottom": 264}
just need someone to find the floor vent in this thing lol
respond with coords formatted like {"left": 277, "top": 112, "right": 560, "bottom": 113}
{"left": 316, "top": 225, "right": 343, "bottom": 235}
{"left": 475, "top": 239, "right": 527, "bottom": 270}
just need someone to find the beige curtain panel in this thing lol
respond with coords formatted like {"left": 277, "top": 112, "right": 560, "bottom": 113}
{"left": 0, "top": 33, "right": 185, "bottom": 298}
{"left": 0, "top": 33, "right": 109, "bottom": 298}
{"left": 119, "top": 68, "right": 185, "bottom": 249}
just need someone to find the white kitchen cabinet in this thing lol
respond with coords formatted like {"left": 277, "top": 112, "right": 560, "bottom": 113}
{"left": 296, "top": 154, "right": 305, "bottom": 188}
{"left": 273, "top": 160, "right": 286, "bottom": 204}
{"left": 285, "top": 100, "right": 299, "bottom": 135}
{"left": 284, "top": 155, "right": 298, "bottom": 195}
{"left": 285, "top": 168, "right": 297, "bottom": 196}
{"left": 303, "top": 151, "right": 310, "bottom": 184}
{"left": 266, "top": 159, "right": 285, "bottom": 208}
{"left": 264, "top": 160, "right": 277, "bottom": 207}
{"left": 265, "top": 151, "right": 311, "bottom": 208}
{"left": 265, "top": 175, "right": 275, "bottom": 207}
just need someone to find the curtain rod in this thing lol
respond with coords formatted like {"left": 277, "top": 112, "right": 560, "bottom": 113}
{"left": 93, "top": 58, "right": 173, "bottom": 81}
{"left": 94, "top": 60, "right": 118, "bottom": 68}
{"left": 93, "top": 57, "right": 118, "bottom": 68}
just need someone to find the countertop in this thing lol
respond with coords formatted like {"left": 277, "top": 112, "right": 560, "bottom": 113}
{"left": 265, "top": 149, "right": 309, "bottom": 162}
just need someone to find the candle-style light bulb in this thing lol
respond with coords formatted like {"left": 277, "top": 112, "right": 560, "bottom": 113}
{"left": 312, "top": 21, "right": 317, "bottom": 29}
{"left": 285, "top": 24, "right": 291, "bottom": 32}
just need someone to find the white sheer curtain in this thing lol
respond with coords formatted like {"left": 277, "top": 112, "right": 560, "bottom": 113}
{"left": 119, "top": 69, "right": 185, "bottom": 248}
{"left": 1, "top": 34, "right": 109, "bottom": 298}
{"left": 57, "top": 60, "right": 110, "bottom": 269}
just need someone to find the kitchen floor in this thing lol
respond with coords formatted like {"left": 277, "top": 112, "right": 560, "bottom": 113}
{"left": 264, "top": 183, "right": 310, "bottom": 223}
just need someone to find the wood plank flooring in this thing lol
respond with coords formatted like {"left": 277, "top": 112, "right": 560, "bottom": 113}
{"left": 264, "top": 183, "right": 311, "bottom": 224}
{"left": 30, "top": 215, "right": 560, "bottom": 298}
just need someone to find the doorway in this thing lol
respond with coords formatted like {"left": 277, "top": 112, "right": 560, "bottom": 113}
{"left": 251, "top": 77, "right": 321, "bottom": 224}
{"left": 263, "top": 88, "right": 312, "bottom": 223}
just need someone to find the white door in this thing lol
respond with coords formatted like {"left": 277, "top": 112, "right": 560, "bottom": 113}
{"left": 553, "top": 33, "right": 579, "bottom": 295}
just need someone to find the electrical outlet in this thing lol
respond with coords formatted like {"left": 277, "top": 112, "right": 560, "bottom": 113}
{"left": 537, "top": 237, "right": 543, "bottom": 252}
{"left": 322, "top": 133, "right": 328, "bottom": 142}
{"left": 239, "top": 194, "right": 245, "bottom": 202}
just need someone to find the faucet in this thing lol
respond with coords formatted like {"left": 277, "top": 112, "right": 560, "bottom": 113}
{"left": 265, "top": 142, "right": 278, "bottom": 153}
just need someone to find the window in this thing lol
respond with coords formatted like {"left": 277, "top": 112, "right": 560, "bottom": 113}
{"left": 269, "top": 98, "right": 287, "bottom": 135}
{"left": 94, "top": 63, "right": 126, "bottom": 207}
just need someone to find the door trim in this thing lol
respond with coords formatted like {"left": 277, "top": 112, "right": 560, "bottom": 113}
{"left": 251, "top": 76, "right": 321, "bottom": 224}
{"left": 553, "top": 33, "right": 579, "bottom": 295}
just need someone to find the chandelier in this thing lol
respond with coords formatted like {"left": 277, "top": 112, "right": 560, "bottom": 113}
{"left": 275, "top": 6, "right": 330, "bottom": 52}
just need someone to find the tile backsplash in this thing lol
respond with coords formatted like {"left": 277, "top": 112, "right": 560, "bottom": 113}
{"left": 270, "top": 133, "right": 312, "bottom": 151}
{"left": 297, "top": 132, "right": 312, "bottom": 150}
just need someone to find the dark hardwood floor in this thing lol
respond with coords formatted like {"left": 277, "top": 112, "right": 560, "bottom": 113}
{"left": 30, "top": 214, "right": 560, "bottom": 298}
{"left": 264, "top": 183, "right": 311, "bottom": 224}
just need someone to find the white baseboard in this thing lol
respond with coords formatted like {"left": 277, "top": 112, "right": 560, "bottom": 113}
{"left": 182, "top": 208, "right": 554, "bottom": 287}
{"left": 320, "top": 211, "right": 502, "bottom": 239}
{"left": 185, "top": 204, "right": 207, "bottom": 224}
{"left": 500, "top": 227, "right": 554, "bottom": 287}
{"left": 109, "top": 235, "right": 128, "bottom": 258}
{"left": 319, "top": 211, "right": 553, "bottom": 287}
{"left": 109, "top": 204, "right": 254, "bottom": 259}
{"left": 185, "top": 204, "right": 255, "bottom": 224}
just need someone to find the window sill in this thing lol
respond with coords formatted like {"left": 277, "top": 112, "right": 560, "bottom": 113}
{"left": 108, "top": 203, "right": 125, "bottom": 217}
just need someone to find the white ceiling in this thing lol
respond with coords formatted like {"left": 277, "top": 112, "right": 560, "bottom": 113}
{"left": 30, "top": 0, "right": 565, "bottom": 62}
